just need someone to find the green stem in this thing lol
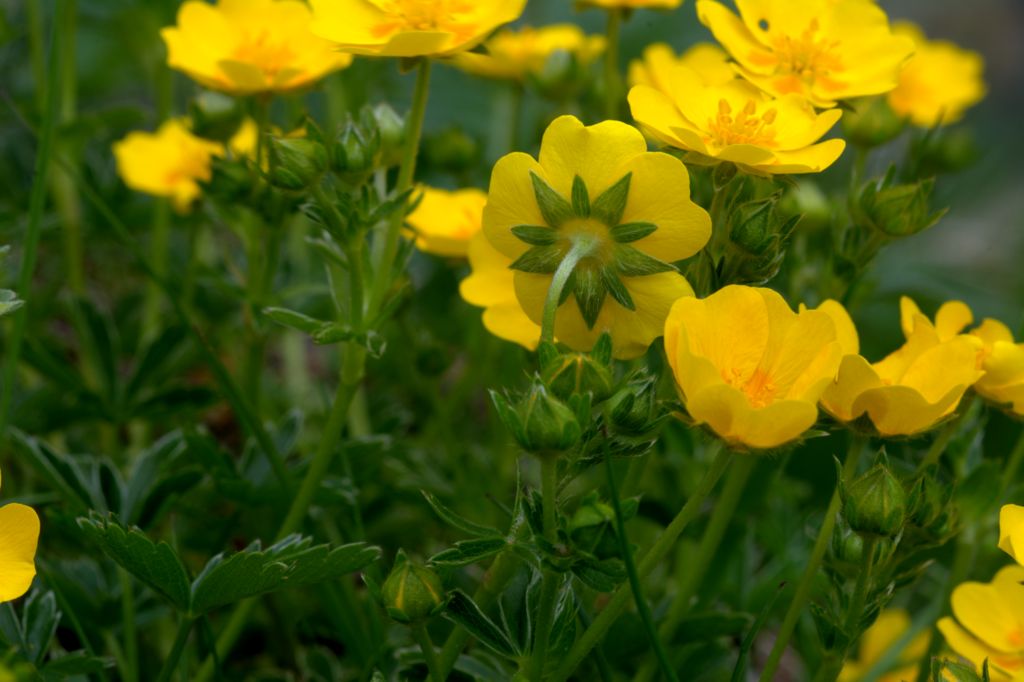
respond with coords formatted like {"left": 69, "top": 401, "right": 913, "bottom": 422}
{"left": 155, "top": 618, "right": 194, "bottom": 682}
{"left": 814, "top": 536, "right": 877, "bottom": 682}
{"left": 541, "top": 236, "right": 599, "bottom": 345}
{"left": 368, "top": 59, "right": 432, "bottom": 313}
{"left": 142, "top": 200, "right": 171, "bottom": 340}
{"left": 552, "top": 446, "right": 733, "bottom": 682}
{"left": 603, "top": 9, "right": 622, "bottom": 120}
{"left": 998, "top": 425, "right": 1024, "bottom": 500}
{"left": 918, "top": 412, "right": 963, "bottom": 470}
{"left": 0, "top": 0, "right": 66, "bottom": 441}
{"left": 413, "top": 624, "right": 444, "bottom": 682}
{"left": 606, "top": 443, "right": 678, "bottom": 682}
{"left": 529, "top": 458, "right": 562, "bottom": 680}
{"left": 119, "top": 569, "right": 138, "bottom": 682}
{"left": 759, "top": 435, "right": 868, "bottom": 682}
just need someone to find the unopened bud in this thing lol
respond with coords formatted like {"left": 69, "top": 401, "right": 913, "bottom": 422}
{"left": 490, "top": 380, "right": 581, "bottom": 456}
{"left": 906, "top": 467, "right": 948, "bottom": 529}
{"left": 267, "top": 136, "right": 328, "bottom": 190}
{"left": 842, "top": 462, "right": 907, "bottom": 538}
{"left": 189, "top": 91, "right": 245, "bottom": 142}
{"left": 858, "top": 176, "right": 945, "bottom": 237}
{"left": 605, "top": 373, "right": 660, "bottom": 436}
{"left": 540, "top": 336, "right": 614, "bottom": 402}
{"left": 381, "top": 551, "right": 446, "bottom": 624}
{"left": 372, "top": 103, "right": 406, "bottom": 168}
{"left": 842, "top": 97, "right": 904, "bottom": 148}
{"left": 333, "top": 112, "right": 381, "bottom": 181}
{"left": 729, "top": 199, "right": 775, "bottom": 256}
{"left": 422, "top": 128, "right": 479, "bottom": 174}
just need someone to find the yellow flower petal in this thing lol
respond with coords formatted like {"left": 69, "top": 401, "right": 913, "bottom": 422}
{"left": 482, "top": 152, "right": 548, "bottom": 260}
{"left": 537, "top": 115, "right": 648, "bottom": 200}
{"left": 688, "top": 384, "right": 819, "bottom": 449}
{"left": 408, "top": 187, "right": 487, "bottom": 258}
{"left": 1000, "top": 505, "right": 1024, "bottom": 567}
{"left": 0, "top": 503, "right": 40, "bottom": 602}
{"left": 951, "top": 567, "right": 1024, "bottom": 655}
{"left": 822, "top": 354, "right": 884, "bottom": 423}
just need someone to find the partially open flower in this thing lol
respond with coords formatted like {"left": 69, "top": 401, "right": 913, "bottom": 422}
{"left": 664, "top": 286, "right": 847, "bottom": 450}
{"left": 309, "top": 0, "right": 527, "bottom": 58}
{"left": 0, "top": 468, "right": 40, "bottom": 602}
{"left": 481, "top": 115, "right": 711, "bottom": 359}
{"left": 406, "top": 187, "right": 487, "bottom": 258}
{"left": 696, "top": 0, "right": 914, "bottom": 108}
{"left": 888, "top": 22, "right": 986, "bottom": 128}
{"left": 628, "top": 43, "right": 734, "bottom": 93}
{"left": 161, "top": 0, "right": 352, "bottom": 95}
{"left": 839, "top": 609, "right": 930, "bottom": 682}
{"left": 451, "top": 24, "right": 605, "bottom": 82}
{"left": 999, "top": 504, "right": 1024, "bottom": 568}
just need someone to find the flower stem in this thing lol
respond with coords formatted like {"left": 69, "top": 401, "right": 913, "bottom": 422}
{"left": 759, "top": 435, "right": 868, "bottom": 682}
{"left": 413, "top": 623, "right": 444, "bottom": 682}
{"left": 552, "top": 445, "right": 733, "bottom": 682}
{"left": 528, "top": 457, "right": 562, "bottom": 680}
{"left": 155, "top": 617, "right": 194, "bottom": 682}
{"left": 814, "top": 536, "right": 878, "bottom": 682}
{"left": 603, "top": 9, "right": 623, "bottom": 120}
{"left": 541, "top": 236, "right": 599, "bottom": 344}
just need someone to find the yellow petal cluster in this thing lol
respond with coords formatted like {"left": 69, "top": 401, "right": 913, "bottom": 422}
{"left": 481, "top": 115, "right": 710, "bottom": 359}
{"left": 452, "top": 25, "right": 606, "bottom": 82}
{"left": 161, "top": 0, "right": 352, "bottom": 95}
{"left": 999, "top": 504, "right": 1024, "bottom": 568}
{"left": 0, "top": 468, "right": 41, "bottom": 603}
{"left": 696, "top": 0, "right": 914, "bottom": 108}
{"left": 113, "top": 119, "right": 224, "bottom": 212}
{"left": 309, "top": 0, "right": 526, "bottom": 58}
{"left": 938, "top": 565, "right": 1024, "bottom": 682}
{"left": 664, "top": 286, "right": 847, "bottom": 450}
{"left": 627, "top": 43, "right": 735, "bottom": 93}
{"left": 839, "top": 609, "right": 930, "bottom": 682}
{"left": 407, "top": 187, "right": 486, "bottom": 258}
{"left": 888, "top": 22, "right": 986, "bottom": 128}
{"left": 821, "top": 297, "right": 983, "bottom": 437}
{"left": 629, "top": 72, "right": 845, "bottom": 175}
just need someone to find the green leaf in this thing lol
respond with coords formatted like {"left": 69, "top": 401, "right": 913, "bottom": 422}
{"left": 677, "top": 611, "right": 752, "bottom": 641}
{"left": 602, "top": 269, "right": 635, "bottom": 311}
{"left": 530, "top": 172, "right": 572, "bottom": 228}
{"left": 610, "top": 222, "right": 657, "bottom": 243}
{"left": 41, "top": 652, "right": 113, "bottom": 681}
{"left": 571, "top": 175, "right": 590, "bottom": 218}
{"left": 190, "top": 535, "right": 381, "bottom": 615}
{"left": 573, "top": 266, "right": 606, "bottom": 329}
{"left": 731, "top": 584, "right": 784, "bottom": 682}
{"left": 22, "top": 591, "right": 59, "bottom": 665}
{"left": 572, "top": 557, "right": 626, "bottom": 592}
{"left": 613, "top": 246, "right": 676, "bottom": 277}
{"left": 511, "top": 225, "right": 558, "bottom": 246}
{"left": 429, "top": 538, "right": 508, "bottom": 567}
{"left": 77, "top": 513, "right": 191, "bottom": 611}
{"left": 592, "top": 172, "right": 632, "bottom": 226}
{"left": 510, "top": 244, "right": 564, "bottom": 274}
{"left": 11, "top": 430, "right": 104, "bottom": 513}
{"left": 263, "top": 307, "right": 328, "bottom": 335}
{"left": 443, "top": 589, "right": 520, "bottom": 659}
{"left": 125, "top": 325, "right": 189, "bottom": 402}
{"left": 421, "top": 491, "right": 503, "bottom": 538}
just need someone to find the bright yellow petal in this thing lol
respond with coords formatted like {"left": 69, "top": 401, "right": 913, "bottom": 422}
{"left": 1000, "top": 505, "right": 1024, "bottom": 567}
{"left": 0, "top": 503, "right": 40, "bottom": 602}
{"left": 688, "top": 384, "right": 818, "bottom": 449}
{"left": 821, "top": 354, "right": 883, "bottom": 423}
{"left": 537, "top": 115, "right": 648, "bottom": 201}
{"left": 482, "top": 152, "right": 548, "bottom": 260}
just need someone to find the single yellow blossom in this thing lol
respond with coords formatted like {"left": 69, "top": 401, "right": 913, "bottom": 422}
{"left": 999, "top": 504, "right": 1024, "bottom": 568}
{"left": 309, "top": 0, "right": 527, "bottom": 58}
{"left": 696, "top": 0, "right": 914, "bottom": 108}
{"left": 451, "top": 24, "right": 605, "bottom": 82}
{"left": 481, "top": 115, "right": 710, "bottom": 359}
{"left": 627, "top": 42, "right": 735, "bottom": 93}
{"left": 840, "top": 608, "right": 930, "bottom": 682}
{"left": 0, "top": 468, "right": 41, "bottom": 602}
{"left": 821, "top": 297, "right": 983, "bottom": 437}
{"left": 161, "top": 0, "right": 351, "bottom": 95}
{"left": 407, "top": 187, "right": 487, "bottom": 258}
{"left": 578, "top": 0, "right": 683, "bottom": 9}
{"left": 663, "top": 286, "right": 847, "bottom": 450}
{"left": 629, "top": 73, "right": 845, "bottom": 174}
{"left": 113, "top": 119, "right": 224, "bottom": 212}
{"left": 938, "top": 565, "right": 1024, "bottom": 682}
{"left": 888, "top": 22, "right": 986, "bottom": 128}
{"left": 459, "top": 232, "right": 541, "bottom": 350}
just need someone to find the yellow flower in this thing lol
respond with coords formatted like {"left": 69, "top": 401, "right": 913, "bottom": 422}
{"left": 696, "top": 0, "right": 914, "bottom": 108}
{"left": 627, "top": 42, "right": 735, "bottom": 93}
{"left": 821, "top": 297, "right": 983, "bottom": 437}
{"left": 309, "top": 0, "right": 526, "bottom": 58}
{"left": 481, "top": 115, "right": 710, "bottom": 359}
{"left": 451, "top": 24, "right": 605, "bottom": 82}
{"left": 840, "top": 609, "right": 930, "bottom": 682}
{"left": 459, "top": 231, "right": 541, "bottom": 350}
{"left": 579, "top": 0, "right": 683, "bottom": 8}
{"left": 0, "top": 468, "right": 41, "bottom": 602}
{"left": 888, "top": 22, "right": 986, "bottom": 128}
{"left": 629, "top": 73, "right": 845, "bottom": 174}
{"left": 407, "top": 187, "right": 487, "bottom": 258}
{"left": 663, "top": 286, "right": 847, "bottom": 450}
{"left": 938, "top": 565, "right": 1024, "bottom": 682}
{"left": 161, "top": 0, "right": 351, "bottom": 95}
{"left": 113, "top": 119, "right": 224, "bottom": 212}
{"left": 999, "top": 504, "right": 1024, "bottom": 567}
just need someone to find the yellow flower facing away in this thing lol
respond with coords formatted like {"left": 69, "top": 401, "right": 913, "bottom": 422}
{"left": 627, "top": 42, "right": 735, "bottom": 93}
{"left": 888, "top": 22, "right": 986, "bottom": 128}
{"left": 407, "top": 186, "right": 487, "bottom": 258}
{"left": 481, "top": 115, "right": 711, "bottom": 360}
{"left": 629, "top": 70, "right": 846, "bottom": 174}
{"left": 821, "top": 297, "right": 983, "bottom": 438}
{"left": 839, "top": 608, "right": 930, "bottom": 682}
{"left": 663, "top": 286, "right": 847, "bottom": 450}
{"left": 459, "top": 231, "right": 542, "bottom": 351}
{"left": 696, "top": 0, "right": 914, "bottom": 108}
{"left": 938, "top": 565, "right": 1024, "bottom": 682}
{"left": 113, "top": 119, "right": 224, "bottom": 212}
{"left": 309, "top": 0, "right": 527, "bottom": 58}
{"left": 0, "top": 468, "right": 41, "bottom": 603}
{"left": 451, "top": 24, "right": 606, "bottom": 82}
{"left": 999, "top": 504, "right": 1024, "bottom": 567}
{"left": 161, "top": 0, "right": 352, "bottom": 95}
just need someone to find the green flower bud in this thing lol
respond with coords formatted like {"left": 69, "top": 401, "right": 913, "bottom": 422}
{"left": 381, "top": 551, "right": 446, "bottom": 624}
{"left": 778, "top": 180, "right": 830, "bottom": 232}
{"left": 842, "top": 462, "right": 907, "bottom": 538}
{"left": 188, "top": 91, "right": 245, "bottom": 142}
{"left": 857, "top": 174, "right": 946, "bottom": 238}
{"left": 332, "top": 112, "right": 381, "bottom": 181}
{"left": 910, "top": 128, "right": 979, "bottom": 177}
{"left": 371, "top": 103, "right": 406, "bottom": 168}
{"left": 422, "top": 128, "right": 479, "bottom": 174}
{"left": 539, "top": 336, "right": 614, "bottom": 402}
{"left": 842, "top": 97, "right": 904, "bottom": 148}
{"left": 906, "top": 467, "right": 949, "bottom": 529}
{"left": 605, "top": 373, "right": 660, "bottom": 436}
{"left": 267, "top": 136, "right": 328, "bottom": 190}
{"left": 831, "top": 529, "right": 895, "bottom": 577}
{"left": 490, "top": 379, "right": 581, "bottom": 457}
{"left": 729, "top": 199, "right": 776, "bottom": 256}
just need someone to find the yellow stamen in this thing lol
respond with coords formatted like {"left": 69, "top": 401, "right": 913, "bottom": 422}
{"left": 705, "top": 98, "right": 778, "bottom": 148}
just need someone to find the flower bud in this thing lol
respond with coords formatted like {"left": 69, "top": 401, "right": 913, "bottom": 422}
{"left": 490, "top": 380, "right": 582, "bottom": 456}
{"left": 831, "top": 528, "right": 895, "bottom": 577}
{"left": 371, "top": 103, "right": 406, "bottom": 168}
{"left": 856, "top": 175, "right": 945, "bottom": 238}
{"left": 332, "top": 112, "right": 381, "bottom": 182}
{"left": 267, "top": 136, "right": 328, "bottom": 190}
{"left": 422, "top": 128, "right": 479, "bottom": 174}
{"left": 604, "top": 373, "right": 660, "bottom": 436}
{"left": 842, "top": 462, "right": 907, "bottom": 538}
{"left": 729, "top": 199, "right": 775, "bottom": 256}
{"left": 910, "top": 128, "right": 979, "bottom": 177}
{"left": 539, "top": 336, "right": 614, "bottom": 402}
{"left": 189, "top": 91, "right": 245, "bottom": 142}
{"left": 905, "top": 467, "right": 949, "bottom": 529}
{"left": 381, "top": 551, "right": 446, "bottom": 624}
{"left": 842, "top": 97, "right": 904, "bottom": 148}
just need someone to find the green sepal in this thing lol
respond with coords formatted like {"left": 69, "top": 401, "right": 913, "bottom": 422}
{"left": 571, "top": 175, "right": 590, "bottom": 218}
{"left": 511, "top": 224, "right": 558, "bottom": 245}
{"left": 530, "top": 172, "right": 573, "bottom": 228}
{"left": 559, "top": 271, "right": 576, "bottom": 305}
{"left": 573, "top": 266, "right": 606, "bottom": 329}
{"left": 602, "top": 268, "right": 636, "bottom": 310}
{"left": 610, "top": 221, "right": 657, "bottom": 243}
{"left": 509, "top": 244, "right": 564, "bottom": 274}
{"left": 612, "top": 246, "right": 676, "bottom": 276}
{"left": 591, "top": 172, "right": 632, "bottom": 226}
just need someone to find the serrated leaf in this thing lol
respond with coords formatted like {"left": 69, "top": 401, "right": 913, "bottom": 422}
{"left": 530, "top": 172, "right": 572, "bottom": 228}
{"left": 443, "top": 589, "right": 520, "bottom": 659}
{"left": 601, "top": 269, "right": 635, "bottom": 311}
{"left": 430, "top": 538, "right": 508, "bottom": 567}
{"left": 77, "top": 514, "right": 191, "bottom": 611}
{"left": 591, "top": 172, "right": 632, "bottom": 226}
{"left": 511, "top": 225, "right": 558, "bottom": 246}
{"left": 510, "top": 244, "right": 564, "bottom": 274}
{"left": 613, "top": 246, "right": 675, "bottom": 277}
{"left": 610, "top": 222, "right": 657, "bottom": 243}
{"left": 421, "top": 491, "right": 503, "bottom": 538}
{"left": 571, "top": 175, "right": 590, "bottom": 218}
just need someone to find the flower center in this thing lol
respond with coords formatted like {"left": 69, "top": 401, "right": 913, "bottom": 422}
{"left": 371, "top": 0, "right": 476, "bottom": 40}
{"left": 705, "top": 99, "right": 778, "bottom": 149}
{"left": 723, "top": 367, "right": 777, "bottom": 408}
{"left": 752, "top": 19, "right": 845, "bottom": 93}
{"left": 231, "top": 31, "right": 297, "bottom": 79}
